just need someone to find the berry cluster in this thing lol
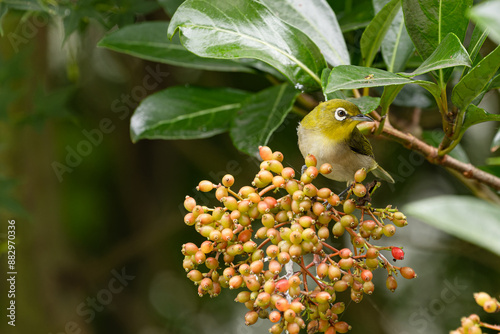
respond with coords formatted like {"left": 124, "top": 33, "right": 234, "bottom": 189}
{"left": 181, "top": 146, "right": 415, "bottom": 333}
{"left": 450, "top": 292, "right": 500, "bottom": 334}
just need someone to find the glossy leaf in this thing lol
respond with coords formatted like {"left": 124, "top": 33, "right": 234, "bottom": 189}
{"left": 324, "top": 65, "right": 441, "bottom": 101}
{"left": 404, "top": 195, "right": 500, "bottom": 256}
{"left": 380, "top": 84, "right": 404, "bottom": 115}
{"left": 452, "top": 45, "right": 500, "bottom": 110}
{"left": 261, "top": 0, "right": 349, "bottom": 66}
{"left": 346, "top": 96, "right": 381, "bottom": 114}
{"left": 469, "top": 0, "right": 500, "bottom": 45}
{"left": 373, "top": 0, "right": 414, "bottom": 72}
{"left": 461, "top": 104, "right": 500, "bottom": 133}
{"left": 401, "top": 33, "right": 470, "bottom": 78}
{"left": 402, "top": 0, "right": 472, "bottom": 61}
{"left": 230, "top": 84, "right": 299, "bottom": 156}
{"left": 168, "top": 0, "right": 326, "bottom": 91}
{"left": 98, "top": 22, "right": 254, "bottom": 73}
{"left": 130, "top": 86, "right": 250, "bottom": 142}
{"left": 361, "top": 0, "right": 400, "bottom": 68}
{"left": 467, "top": 25, "right": 489, "bottom": 66}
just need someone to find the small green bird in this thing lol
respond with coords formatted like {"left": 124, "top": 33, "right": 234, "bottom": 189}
{"left": 297, "top": 99, "right": 394, "bottom": 184}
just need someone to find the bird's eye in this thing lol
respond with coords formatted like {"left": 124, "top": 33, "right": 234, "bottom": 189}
{"left": 334, "top": 107, "right": 347, "bottom": 121}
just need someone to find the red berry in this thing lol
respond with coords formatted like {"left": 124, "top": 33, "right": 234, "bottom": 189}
{"left": 391, "top": 247, "right": 405, "bottom": 261}
{"left": 269, "top": 310, "right": 281, "bottom": 323}
{"left": 361, "top": 269, "right": 373, "bottom": 282}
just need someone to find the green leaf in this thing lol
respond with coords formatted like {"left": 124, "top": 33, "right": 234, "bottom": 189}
{"left": 461, "top": 104, "right": 500, "bottom": 132}
{"left": 402, "top": 0, "right": 472, "bottom": 61}
{"left": 346, "top": 96, "right": 380, "bottom": 114}
{"left": 469, "top": 0, "right": 500, "bottom": 45}
{"left": 404, "top": 195, "right": 500, "bottom": 256}
{"left": 261, "top": 0, "right": 349, "bottom": 67}
{"left": 361, "top": 0, "right": 400, "bottom": 68}
{"left": 337, "top": 0, "right": 374, "bottom": 32}
{"left": 158, "top": 0, "right": 185, "bottom": 16}
{"left": 491, "top": 129, "right": 500, "bottom": 152}
{"left": 467, "top": 25, "right": 489, "bottom": 66}
{"left": 98, "top": 21, "right": 254, "bottom": 73}
{"left": 452, "top": 45, "right": 500, "bottom": 110}
{"left": 400, "top": 33, "right": 470, "bottom": 78}
{"left": 324, "top": 65, "right": 441, "bottom": 101}
{"left": 373, "top": 0, "right": 414, "bottom": 72}
{"left": 379, "top": 84, "right": 403, "bottom": 115}
{"left": 168, "top": 0, "right": 326, "bottom": 91}
{"left": 130, "top": 86, "right": 250, "bottom": 142}
{"left": 230, "top": 84, "right": 299, "bottom": 156}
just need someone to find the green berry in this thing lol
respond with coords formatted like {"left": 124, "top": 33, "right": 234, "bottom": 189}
{"left": 354, "top": 168, "right": 367, "bottom": 183}
{"left": 343, "top": 199, "right": 356, "bottom": 214}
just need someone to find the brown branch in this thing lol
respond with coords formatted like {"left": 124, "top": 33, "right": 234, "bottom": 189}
{"left": 364, "top": 121, "right": 500, "bottom": 192}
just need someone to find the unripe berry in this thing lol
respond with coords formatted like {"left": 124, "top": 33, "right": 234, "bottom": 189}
{"left": 269, "top": 310, "right": 281, "bottom": 323}
{"left": 317, "top": 226, "right": 329, "bottom": 240}
{"left": 354, "top": 168, "right": 367, "bottom": 183}
{"left": 205, "top": 257, "right": 219, "bottom": 270}
{"left": 266, "top": 245, "right": 279, "bottom": 258}
{"left": 272, "top": 151, "right": 283, "bottom": 162}
{"left": 371, "top": 226, "right": 383, "bottom": 239}
{"left": 303, "top": 183, "right": 318, "bottom": 197}
{"left": 353, "top": 235, "right": 365, "bottom": 248}
{"left": 343, "top": 199, "right": 356, "bottom": 214}
{"left": 317, "top": 187, "right": 333, "bottom": 199}
{"left": 235, "top": 290, "right": 251, "bottom": 303}
{"left": 182, "top": 242, "right": 199, "bottom": 256}
{"left": 269, "top": 324, "right": 283, "bottom": 334}
{"left": 223, "top": 253, "right": 234, "bottom": 264}
{"left": 319, "top": 163, "right": 333, "bottom": 174}
{"left": 383, "top": 224, "right": 396, "bottom": 237}
{"left": 353, "top": 183, "right": 367, "bottom": 197}
{"left": 259, "top": 146, "right": 273, "bottom": 161}
{"left": 361, "top": 269, "right": 373, "bottom": 282}
{"left": 245, "top": 310, "right": 259, "bottom": 325}
{"left": 187, "top": 269, "right": 203, "bottom": 282}
{"left": 474, "top": 292, "right": 492, "bottom": 307}
{"left": 272, "top": 175, "right": 285, "bottom": 188}
{"left": 285, "top": 180, "right": 300, "bottom": 195}
{"left": 268, "top": 260, "right": 282, "bottom": 274}
{"left": 332, "top": 222, "right": 345, "bottom": 237}
{"left": 194, "top": 251, "right": 206, "bottom": 264}
{"left": 256, "top": 170, "right": 273, "bottom": 186}
{"left": 221, "top": 196, "right": 238, "bottom": 211}
{"left": 200, "top": 277, "right": 213, "bottom": 291}
{"left": 200, "top": 240, "right": 214, "bottom": 253}
{"left": 289, "top": 230, "right": 303, "bottom": 245}
{"left": 184, "top": 213, "right": 195, "bottom": 226}
{"left": 221, "top": 228, "right": 234, "bottom": 241}
{"left": 313, "top": 201, "right": 326, "bottom": 216}
{"left": 334, "top": 280, "right": 349, "bottom": 292}
{"left": 281, "top": 167, "right": 295, "bottom": 179}
{"left": 243, "top": 275, "right": 261, "bottom": 291}
{"left": 391, "top": 247, "right": 405, "bottom": 260}
{"left": 483, "top": 299, "right": 498, "bottom": 313}
{"left": 239, "top": 186, "right": 256, "bottom": 198}
{"left": 339, "top": 258, "right": 354, "bottom": 270}
{"left": 243, "top": 240, "right": 257, "bottom": 253}
{"left": 305, "top": 154, "right": 317, "bottom": 167}
{"left": 328, "top": 194, "right": 340, "bottom": 206}
{"left": 287, "top": 322, "right": 300, "bottom": 334}
{"left": 184, "top": 196, "right": 197, "bottom": 212}
{"left": 328, "top": 265, "right": 341, "bottom": 281}
{"left": 299, "top": 216, "right": 314, "bottom": 229}
{"left": 351, "top": 289, "right": 363, "bottom": 303}
{"left": 331, "top": 301, "right": 345, "bottom": 314}
{"left": 215, "top": 186, "right": 228, "bottom": 201}
{"left": 289, "top": 275, "right": 301, "bottom": 287}
{"left": 363, "top": 280, "right": 375, "bottom": 294}
{"left": 239, "top": 263, "right": 251, "bottom": 276}
{"left": 305, "top": 166, "right": 318, "bottom": 179}
{"left": 315, "top": 291, "right": 332, "bottom": 304}
{"left": 316, "top": 262, "right": 329, "bottom": 279}
{"left": 339, "top": 248, "right": 353, "bottom": 259}
{"left": 255, "top": 292, "right": 271, "bottom": 308}
{"left": 226, "top": 244, "right": 243, "bottom": 257}
{"left": 362, "top": 220, "right": 377, "bottom": 231}
{"left": 386, "top": 275, "right": 398, "bottom": 292}
{"left": 334, "top": 321, "right": 351, "bottom": 333}
{"left": 275, "top": 297, "right": 289, "bottom": 311}
{"left": 197, "top": 180, "right": 214, "bottom": 192}
{"left": 284, "top": 308, "right": 296, "bottom": 322}
{"left": 250, "top": 260, "right": 264, "bottom": 274}
{"left": 290, "top": 301, "right": 305, "bottom": 313}
{"left": 400, "top": 266, "right": 416, "bottom": 279}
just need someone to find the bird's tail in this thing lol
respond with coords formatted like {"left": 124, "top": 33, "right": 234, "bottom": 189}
{"left": 372, "top": 165, "right": 395, "bottom": 183}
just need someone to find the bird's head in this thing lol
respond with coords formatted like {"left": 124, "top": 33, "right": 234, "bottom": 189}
{"left": 301, "top": 99, "right": 373, "bottom": 141}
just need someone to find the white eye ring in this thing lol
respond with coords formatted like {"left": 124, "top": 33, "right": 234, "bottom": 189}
{"left": 334, "top": 107, "right": 347, "bottom": 121}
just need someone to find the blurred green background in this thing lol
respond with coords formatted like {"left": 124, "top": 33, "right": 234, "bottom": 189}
{"left": 0, "top": 1, "right": 499, "bottom": 334}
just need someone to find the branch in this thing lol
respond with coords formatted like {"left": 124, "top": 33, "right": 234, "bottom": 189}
{"left": 362, "top": 121, "right": 500, "bottom": 192}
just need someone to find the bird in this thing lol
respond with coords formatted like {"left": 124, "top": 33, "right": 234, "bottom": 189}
{"left": 297, "top": 99, "right": 394, "bottom": 184}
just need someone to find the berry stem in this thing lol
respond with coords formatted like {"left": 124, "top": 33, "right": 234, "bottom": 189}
{"left": 258, "top": 184, "right": 277, "bottom": 197}
{"left": 480, "top": 322, "right": 500, "bottom": 330}
{"left": 321, "top": 241, "right": 340, "bottom": 254}
{"left": 298, "top": 260, "right": 324, "bottom": 290}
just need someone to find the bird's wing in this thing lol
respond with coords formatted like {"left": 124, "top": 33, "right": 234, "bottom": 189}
{"left": 347, "top": 127, "right": 374, "bottom": 158}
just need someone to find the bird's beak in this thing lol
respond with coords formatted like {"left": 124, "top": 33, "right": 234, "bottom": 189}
{"left": 350, "top": 114, "right": 373, "bottom": 122}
